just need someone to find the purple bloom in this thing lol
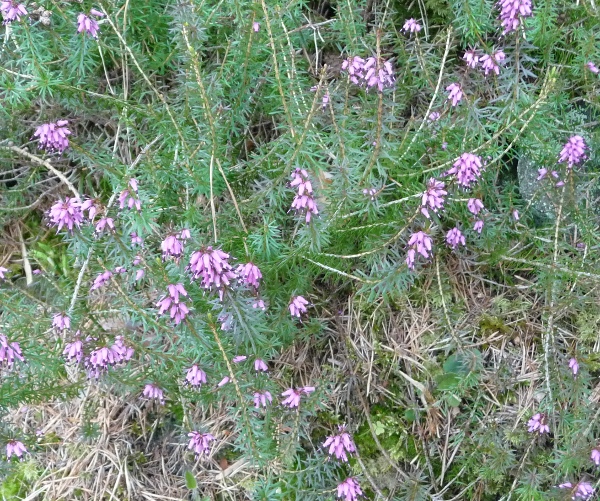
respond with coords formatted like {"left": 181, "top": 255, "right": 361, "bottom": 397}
{"left": 5, "top": 440, "right": 27, "bottom": 460}
{"left": 185, "top": 364, "right": 207, "bottom": 387}
{"left": 77, "top": 9, "right": 104, "bottom": 37}
{"left": 142, "top": 384, "right": 165, "bottom": 405}
{"left": 254, "top": 359, "right": 268, "bottom": 372}
{"left": 512, "top": 209, "right": 520, "bottom": 221}
{"left": 467, "top": 198, "right": 484, "bottom": 215}
{"left": 446, "top": 227, "right": 466, "bottom": 250}
{"left": 233, "top": 355, "right": 247, "bottom": 363}
{"left": 569, "top": 358, "right": 579, "bottom": 376}
{"left": 85, "top": 340, "right": 129, "bottom": 378}
{"left": 113, "top": 266, "right": 127, "bottom": 274}
{"left": 91, "top": 270, "right": 112, "bottom": 291}
{"left": 217, "top": 376, "right": 230, "bottom": 387}
{"left": 187, "top": 431, "right": 215, "bottom": 457}
{"left": 0, "top": 266, "right": 8, "bottom": 280}
{"left": 289, "top": 295, "right": 309, "bottom": 318}
{"left": 236, "top": 262, "right": 262, "bottom": 288}
{"left": 1, "top": 0, "right": 26, "bottom": 22}
{"left": 130, "top": 232, "right": 143, "bottom": 246}
{"left": 156, "top": 284, "right": 190, "bottom": 325}
{"left": 446, "top": 83, "right": 463, "bottom": 106}
{"left": 281, "top": 386, "right": 314, "bottom": 408}
{"left": 180, "top": 228, "right": 191, "bottom": 240}
{"left": 428, "top": 111, "right": 441, "bottom": 122}
{"left": 33, "top": 120, "right": 71, "bottom": 153}
{"left": 446, "top": 153, "right": 483, "bottom": 188}
{"left": 587, "top": 62, "right": 600, "bottom": 74}
{"left": 591, "top": 448, "right": 600, "bottom": 466}
{"left": 0, "top": 334, "right": 25, "bottom": 369}
{"left": 161, "top": 234, "right": 184, "bottom": 260}
{"left": 323, "top": 425, "right": 356, "bottom": 462}
{"left": 527, "top": 412, "right": 550, "bottom": 434}
{"left": 402, "top": 18, "right": 421, "bottom": 33}
{"left": 406, "top": 231, "right": 433, "bottom": 269}
{"left": 497, "top": 0, "right": 532, "bottom": 34}
{"left": 63, "top": 336, "right": 83, "bottom": 364}
{"left": 52, "top": 313, "right": 71, "bottom": 331}
{"left": 463, "top": 49, "right": 480, "bottom": 68}
{"left": 95, "top": 217, "right": 114, "bottom": 234}
{"left": 341, "top": 56, "right": 395, "bottom": 92}
{"left": 118, "top": 179, "right": 141, "bottom": 210}
{"left": 337, "top": 477, "right": 363, "bottom": 501}
{"left": 362, "top": 187, "right": 378, "bottom": 200}
{"left": 290, "top": 169, "right": 319, "bottom": 223}
{"left": 135, "top": 269, "right": 145, "bottom": 281}
{"left": 252, "top": 299, "right": 266, "bottom": 310}
{"left": 473, "top": 220, "right": 484, "bottom": 233}
{"left": 253, "top": 391, "right": 272, "bottom": 408}
{"left": 559, "top": 482, "right": 595, "bottom": 500}
{"left": 252, "top": 21, "right": 260, "bottom": 32}
{"left": 81, "top": 198, "right": 99, "bottom": 221}
{"left": 47, "top": 197, "right": 84, "bottom": 232}
{"left": 480, "top": 50, "right": 506, "bottom": 76}
{"left": 421, "top": 178, "right": 447, "bottom": 218}
{"left": 537, "top": 168, "right": 548, "bottom": 180}
{"left": 188, "top": 246, "right": 237, "bottom": 300}
{"left": 111, "top": 335, "right": 134, "bottom": 362}
{"left": 558, "top": 135, "right": 587, "bottom": 169}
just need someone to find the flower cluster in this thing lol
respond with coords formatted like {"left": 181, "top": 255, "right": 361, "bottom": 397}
{"left": 480, "top": 50, "right": 506, "bottom": 76}
{"left": 323, "top": 426, "right": 356, "bottom": 462}
{"left": 497, "top": 0, "right": 532, "bottom": 34}
{"left": 527, "top": 412, "right": 550, "bottom": 435}
{"left": 341, "top": 56, "right": 395, "bottom": 92}
{"left": 337, "top": 477, "right": 363, "bottom": 501}
{"left": 289, "top": 295, "right": 309, "bottom": 318}
{"left": 421, "top": 178, "right": 447, "bottom": 218}
{"left": 289, "top": 168, "right": 319, "bottom": 223}
{"left": 161, "top": 229, "right": 190, "bottom": 260}
{"left": 77, "top": 9, "right": 104, "bottom": 38}
{"left": 446, "top": 153, "right": 483, "bottom": 188}
{"left": 91, "top": 270, "right": 112, "bottom": 290}
{"left": 142, "top": 384, "right": 165, "bottom": 405}
{"left": 0, "top": 334, "right": 25, "bottom": 369}
{"left": 446, "top": 227, "right": 466, "bottom": 250}
{"left": 281, "top": 386, "right": 315, "bottom": 408}
{"left": 187, "top": 431, "right": 214, "bottom": 457}
{"left": 558, "top": 135, "right": 587, "bottom": 169}
{"left": 558, "top": 482, "right": 594, "bottom": 500}
{"left": 406, "top": 231, "right": 433, "bottom": 269}
{"left": 446, "top": 83, "right": 463, "bottom": 106}
{"left": 52, "top": 313, "right": 71, "bottom": 331}
{"left": 236, "top": 262, "right": 262, "bottom": 289}
{"left": 5, "top": 440, "right": 27, "bottom": 460}
{"left": 569, "top": 358, "right": 579, "bottom": 376}
{"left": 591, "top": 448, "right": 600, "bottom": 466}
{"left": 33, "top": 120, "right": 71, "bottom": 153}
{"left": 63, "top": 335, "right": 84, "bottom": 364}
{"left": 253, "top": 391, "right": 272, "bottom": 408}
{"left": 0, "top": 266, "right": 8, "bottom": 280}
{"left": 84, "top": 336, "right": 135, "bottom": 378}
{"left": 47, "top": 197, "right": 84, "bottom": 233}
{"left": 156, "top": 283, "right": 190, "bottom": 325}
{"left": 402, "top": 18, "right": 421, "bottom": 34}
{"left": 118, "top": 179, "right": 141, "bottom": 211}
{"left": 188, "top": 247, "right": 236, "bottom": 300}
{"left": 185, "top": 364, "right": 207, "bottom": 387}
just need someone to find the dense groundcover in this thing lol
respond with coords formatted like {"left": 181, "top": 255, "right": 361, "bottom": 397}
{"left": 1, "top": 0, "right": 600, "bottom": 499}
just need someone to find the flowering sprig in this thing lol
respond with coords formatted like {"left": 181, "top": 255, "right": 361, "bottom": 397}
{"left": 281, "top": 386, "right": 315, "bottom": 408}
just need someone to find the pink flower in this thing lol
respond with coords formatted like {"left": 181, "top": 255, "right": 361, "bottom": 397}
{"left": 91, "top": 270, "right": 112, "bottom": 290}
{"left": 111, "top": 336, "right": 134, "bottom": 362}
{"left": 185, "top": 365, "right": 207, "bottom": 387}
{"left": 156, "top": 284, "right": 190, "bottom": 325}
{"left": 406, "top": 231, "right": 433, "bottom": 269}
{"left": 421, "top": 178, "right": 447, "bottom": 218}
{"left": 446, "top": 83, "right": 463, "bottom": 106}
{"left": 5, "top": 440, "right": 27, "bottom": 460}
{"left": 236, "top": 262, "right": 262, "bottom": 288}
{"left": 118, "top": 190, "right": 141, "bottom": 211}
{"left": 446, "top": 153, "right": 483, "bottom": 187}
{"left": 497, "top": 0, "right": 532, "bottom": 34}
{"left": 33, "top": 120, "right": 71, "bottom": 153}
{"left": 252, "top": 299, "right": 266, "bottom": 310}
{"left": 217, "top": 376, "right": 230, "bottom": 387}
{"left": 290, "top": 169, "right": 319, "bottom": 223}
{"left": 161, "top": 234, "right": 184, "bottom": 260}
{"left": 463, "top": 49, "right": 480, "bottom": 68}
{"left": 130, "top": 232, "right": 143, "bottom": 246}
{"left": 233, "top": 355, "right": 247, "bottom": 363}
{"left": 187, "top": 431, "right": 214, "bottom": 456}
{"left": 253, "top": 391, "right": 272, "bottom": 408}
{"left": 512, "top": 209, "right": 519, "bottom": 221}
{"left": 188, "top": 246, "right": 237, "bottom": 300}
{"left": 289, "top": 295, "right": 309, "bottom": 318}
{"left": 281, "top": 386, "right": 314, "bottom": 408}
{"left": 558, "top": 135, "right": 587, "bottom": 169}
{"left": 402, "top": 18, "right": 421, "bottom": 33}
{"left": 95, "top": 217, "right": 115, "bottom": 234}
{"left": 337, "top": 477, "right": 363, "bottom": 501}
{"left": 323, "top": 425, "right": 356, "bottom": 462}
{"left": 591, "top": 448, "right": 600, "bottom": 466}
{"left": 467, "top": 198, "right": 484, "bottom": 215}
{"left": 254, "top": 359, "right": 268, "bottom": 372}
{"left": 537, "top": 168, "right": 548, "bottom": 180}
{"left": 77, "top": 9, "right": 103, "bottom": 37}
{"left": 587, "top": 62, "right": 600, "bottom": 74}
{"left": 446, "top": 227, "right": 466, "bottom": 250}
{"left": 63, "top": 333, "right": 83, "bottom": 363}
{"left": 142, "top": 384, "right": 165, "bottom": 405}
{"left": 0, "top": 266, "right": 8, "bottom": 280}
{"left": 362, "top": 187, "right": 378, "bottom": 200}
{"left": 473, "top": 220, "right": 484, "bottom": 233}
{"left": 0, "top": 334, "right": 25, "bottom": 369}
{"left": 85, "top": 339, "right": 130, "bottom": 378}
{"left": 135, "top": 269, "right": 145, "bottom": 281}
{"left": 341, "top": 56, "right": 395, "bottom": 91}
{"left": 559, "top": 482, "right": 595, "bottom": 500}
{"left": 52, "top": 313, "right": 71, "bottom": 331}
{"left": 527, "top": 412, "right": 550, "bottom": 434}
{"left": 252, "top": 21, "right": 260, "bottom": 32}
{"left": 480, "top": 50, "right": 506, "bottom": 76}
{"left": 180, "top": 229, "right": 191, "bottom": 240}
{"left": 569, "top": 358, "right": 579, "bottom": 376}
{"left": 428, "top": 111, "right": 441, "bottom": 122}
{"left": 47, "top": 197, "right": 84, "bottom": 233}
{"left": 1, "top": 0, "right": 26, "bottom": 22}
{"left": 81, "top": 198, "right": 99, "bottom": 221}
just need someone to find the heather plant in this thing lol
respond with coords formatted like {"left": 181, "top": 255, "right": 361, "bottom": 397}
{"left": 1, "top": 0, "right": 600, "bottom": 499}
